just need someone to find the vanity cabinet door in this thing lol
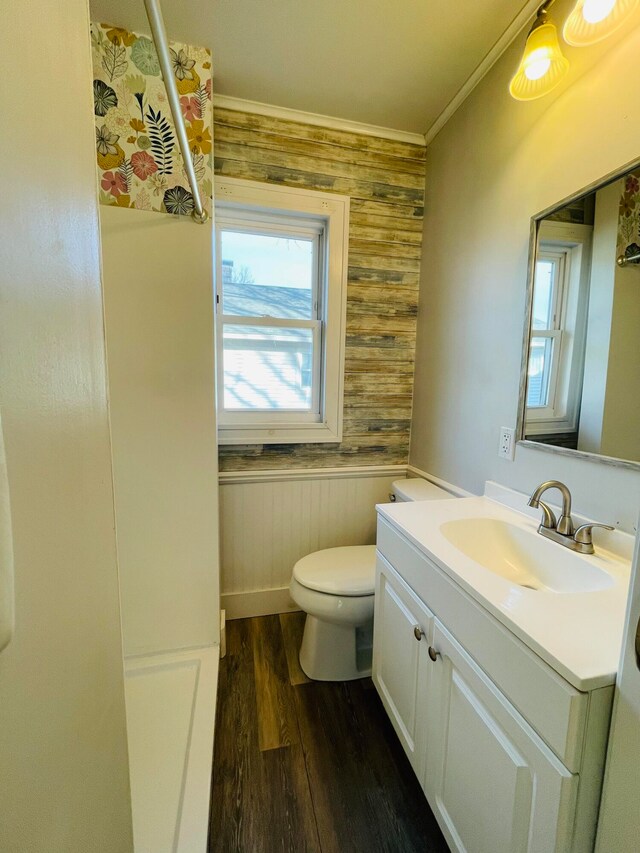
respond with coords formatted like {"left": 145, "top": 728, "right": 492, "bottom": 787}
{"left": 425, "top": 620, "right": 578, "bottom": 853}
{"left": 372, "top": 554, "right": 433, "bottom": 783}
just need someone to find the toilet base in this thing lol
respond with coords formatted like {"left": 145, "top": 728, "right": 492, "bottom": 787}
{"left": 299, "top": 614, "right": 372, "bottom": 681}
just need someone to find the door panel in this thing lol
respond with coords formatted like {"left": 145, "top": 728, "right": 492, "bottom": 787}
{"left": 427, "top": 621, "right": 577, "bottom": 853}
{"left": 436, "top": 667, "right": 533, "bottom": 852}
{"left": 373, "top": 555, "right": 432, "bottom": 779}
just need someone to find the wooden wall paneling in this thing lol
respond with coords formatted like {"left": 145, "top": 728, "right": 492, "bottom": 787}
{"left": 213, "top": 107, "right": 427, "bottom": 161}
{"left": 214, "top": 107, "right": 426, "bottom": 471}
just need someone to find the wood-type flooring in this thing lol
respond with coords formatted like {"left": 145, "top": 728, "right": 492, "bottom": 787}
{"left": 209, "top": 613, "right": 448, "bottom": 853}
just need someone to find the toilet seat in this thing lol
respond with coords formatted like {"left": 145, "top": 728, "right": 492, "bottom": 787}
{"left": 293, "top": 545, "right": 376, "bottom": 597}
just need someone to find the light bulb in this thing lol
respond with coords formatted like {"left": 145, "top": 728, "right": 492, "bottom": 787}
{"left": 583, "top": 0, "right": 616, "bottom": 23}
{"left": 563, "top": 0, "right": 640, "bottom": 46}
{"left": 509, "top": 15, "right": 569, "bottom": 101}
{"left": 524, "top": 52, "right": 552, "bottom": 80}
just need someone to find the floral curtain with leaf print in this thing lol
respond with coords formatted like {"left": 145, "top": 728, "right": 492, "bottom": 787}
{"left": 90, "top": 22, "right": 213, "bottom": 215}
{"left": 618, "top": 172, "right": 640, "bottom": 264}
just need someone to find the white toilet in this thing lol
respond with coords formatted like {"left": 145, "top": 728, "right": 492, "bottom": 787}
{"left": 289, "top": 478, "right": 455, "bottom": 681}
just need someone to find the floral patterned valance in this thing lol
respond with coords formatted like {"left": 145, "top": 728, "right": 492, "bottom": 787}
{"left": 90, "top": 22, "right": 213, "bottom": 216}
{"left": 617, "top": 172, "right": 640, "bottom": 264}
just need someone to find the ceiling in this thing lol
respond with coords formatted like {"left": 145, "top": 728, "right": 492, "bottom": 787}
{"left": 90, "top": 0, "right": 536, "bottom": 135}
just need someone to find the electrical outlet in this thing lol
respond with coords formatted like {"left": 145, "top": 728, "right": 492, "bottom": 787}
{"left": 498, "top": 426, "right": 515, "bottom": 460}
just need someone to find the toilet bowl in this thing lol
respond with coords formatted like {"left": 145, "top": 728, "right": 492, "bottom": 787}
{"left": 289, "top": 478, "right": 455, "bottom": 681}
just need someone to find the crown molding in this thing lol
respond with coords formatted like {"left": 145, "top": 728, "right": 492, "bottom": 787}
{"left": 424, "top": 0, "right": 540, "bottom": 144}
{"left": 212, "top": 94, "right": 427, "bottom": 147}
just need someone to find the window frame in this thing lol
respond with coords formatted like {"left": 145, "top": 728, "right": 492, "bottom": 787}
{"left": 216, "top": 212, "right": 324, "bottom": 423}
{"left": 214, "top": 176, "right": 349, "bottom": 445}
{"left": 526, "top": 249, "right": 567, "bottom": 417}
{"left": 526, "top": 221, "right": 593, "bottom": 435}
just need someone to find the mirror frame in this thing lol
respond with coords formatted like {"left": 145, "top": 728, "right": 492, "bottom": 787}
{"left": 516, "top": 155, "right": 640, "bottom": 472}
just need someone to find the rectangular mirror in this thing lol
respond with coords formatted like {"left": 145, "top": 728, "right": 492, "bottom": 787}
{"left": 518, "top": 160, "right": 640, "bottom": 468}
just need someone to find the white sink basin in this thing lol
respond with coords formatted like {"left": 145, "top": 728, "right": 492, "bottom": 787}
{"left": 377, "top": 490, "right": 633, "bottom": 690}
{"left": 439, "top": 517, "right": 614, "bottom": 594}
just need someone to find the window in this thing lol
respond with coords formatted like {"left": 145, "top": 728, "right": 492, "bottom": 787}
{"left": 214, "top": 177, "right": 349, "bottom": 444}
{"left": 527, "top": 251, "right": 565, "bottom": 410}
{"left": 526, "top": 221, "right": 592, "bottom": 433}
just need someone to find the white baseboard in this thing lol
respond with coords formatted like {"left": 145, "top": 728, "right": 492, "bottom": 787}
{"left": 220, "top": 610, "right": 226, "bottom": 658}
{"left": 222, "top": 586, "right": 300, "bottom": 620}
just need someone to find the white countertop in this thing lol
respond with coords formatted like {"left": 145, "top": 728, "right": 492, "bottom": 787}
{"left": 377, "top": 495, "right": 632, "bottom": 691}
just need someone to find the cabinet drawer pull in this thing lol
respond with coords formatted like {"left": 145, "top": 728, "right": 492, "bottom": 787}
{"left": 428, "top": 646, "right": 441, "bottom": 662}
{"left": 413, "top": 626, "right": 424, "bottom": 641}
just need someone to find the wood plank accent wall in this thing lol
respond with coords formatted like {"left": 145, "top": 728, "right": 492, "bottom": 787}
{"left": 214, "top": 108, "right": 426, "bottom": 471}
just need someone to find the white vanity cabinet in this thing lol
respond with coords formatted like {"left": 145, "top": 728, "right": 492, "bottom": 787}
{"left": 373, "top": 516, "right": 614, "bottom": 853}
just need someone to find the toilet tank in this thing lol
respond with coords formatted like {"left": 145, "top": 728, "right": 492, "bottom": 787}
{"left": 390, "top": 478, "right": 455, "bottom": 502}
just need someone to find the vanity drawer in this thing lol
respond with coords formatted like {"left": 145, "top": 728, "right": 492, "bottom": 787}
{"left": 377, "top": 516, "right": 590, "bottom": 772}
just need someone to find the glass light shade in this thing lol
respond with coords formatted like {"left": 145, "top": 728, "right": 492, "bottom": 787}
{"left": 563, "top": 0, "right": 640, "bottom": 46}
{"left": 509, "top": 22, "right": 570, "bottom": 101}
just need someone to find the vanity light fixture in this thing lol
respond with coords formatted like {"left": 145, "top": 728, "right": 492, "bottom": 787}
{"left": 509, "top": 1, "right": 569, "bottom": 100}
{"left": 563, "top": 0, "right": 640, "bottom": 46}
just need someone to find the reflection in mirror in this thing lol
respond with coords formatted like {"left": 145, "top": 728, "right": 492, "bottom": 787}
{"left": 522, "top": 165, "right": 640, "bottom": 466}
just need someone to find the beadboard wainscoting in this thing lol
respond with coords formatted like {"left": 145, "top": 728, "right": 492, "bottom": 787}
{"left": 219, "top": 467, "right": 405, "bottom": 618}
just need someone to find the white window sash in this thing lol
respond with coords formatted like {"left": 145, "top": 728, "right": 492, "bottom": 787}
{"left": 218, "top": 318, "right": 322, "bottom": 421}
{"left": 219, "top": 315, "right": 320, "bottom": 329}
{"left": 527, "top": 329, "right": 563, "bottom": 418}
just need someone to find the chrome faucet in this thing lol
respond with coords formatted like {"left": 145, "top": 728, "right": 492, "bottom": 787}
{"left": 528, "top": 480, "right": 574, "bottom": 534}
{"left": 527, "top": 480, "right": 613, "bottom": 555}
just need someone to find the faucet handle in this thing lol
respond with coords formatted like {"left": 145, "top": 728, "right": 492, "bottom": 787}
{"left": 574, "top": 522, "right": 614, "bottom": 545}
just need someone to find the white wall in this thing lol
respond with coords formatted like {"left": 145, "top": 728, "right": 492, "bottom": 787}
{"left": 0, "top": 2, "right": 133, "bottom": 850}
{"left": 219, "top": 470, "right": 401, "bottom": 617}
{"left": 101, "top": 206, "right": 220, "bottom": 657}
{"left": 579, "top": 181, "right": 618, "bottom": 454}
{"left": 596, "top": 518, "right": 640, "bottom": 850}
{"left": 410, "top": 0, "right": 640, "bottom": 533}
{"left": 601, "top": 261, "right": 640, "bottom": 462}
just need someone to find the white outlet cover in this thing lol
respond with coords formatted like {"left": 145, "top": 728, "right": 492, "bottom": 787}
{"left": 498, "top": 427, "right": 516, "bottom": 461}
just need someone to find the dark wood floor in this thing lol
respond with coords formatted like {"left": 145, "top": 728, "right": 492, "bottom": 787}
{"left": 209, "top": 613, "right": 449, "bottom": 853}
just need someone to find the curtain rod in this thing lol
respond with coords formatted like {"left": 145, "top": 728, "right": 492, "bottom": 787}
{"left": 143, "top": 0, "right": 209, "bottom": 224}
{"left": 617, "top": 250, "right": 640, "bottom": 268}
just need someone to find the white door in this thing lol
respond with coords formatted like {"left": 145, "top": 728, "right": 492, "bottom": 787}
{"left": 596, "top": 522, "right": 640, "bottom": 851}
{"left": 425, "top": 620, "right": 577, "bottom": 853}
{"left": 373, "top": 554, "right": 433, "bottom": 782}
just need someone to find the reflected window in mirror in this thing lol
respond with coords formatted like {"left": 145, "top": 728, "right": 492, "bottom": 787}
{"left": 521, "top": 164, "right": 640, "bottom": 466}
{"left": 528, "top": 252, "right": 569, "bottom": 409}
{"left": 526, "top": 215, "right": 593, "bottom": 440}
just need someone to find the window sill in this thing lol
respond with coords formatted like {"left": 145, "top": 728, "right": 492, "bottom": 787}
{"left": 525, "top": 416, "right": 577, "bottom": 435}
{"left": 218, "top": 422, "right": 342, "bottom": 445}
